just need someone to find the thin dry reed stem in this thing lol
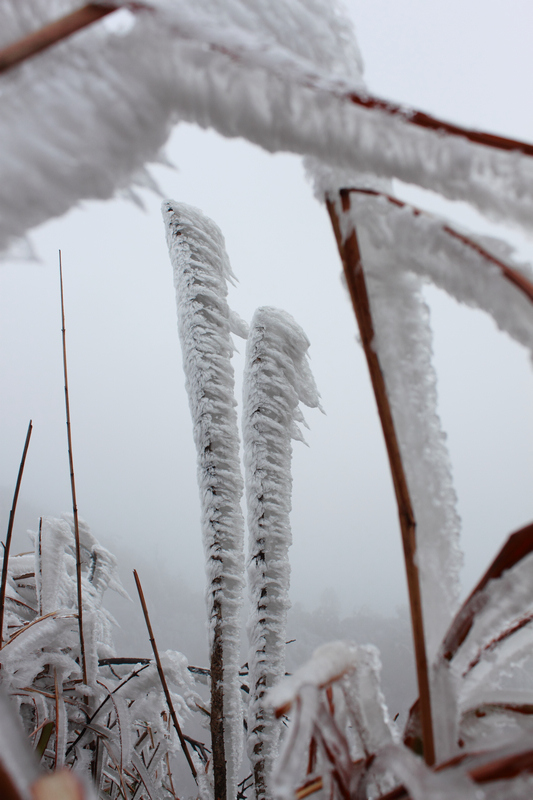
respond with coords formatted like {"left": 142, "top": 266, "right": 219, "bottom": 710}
{"left": 133, "top": 569, "right": 198, "bottom": 782}
{"left": 326, "top": 194, "right": 435, "bottom": 765}
{"left": 59, "top": 251, "right": 87, "bottom": 687}
{"left": 0, "top": 419, "right": 32, "bottom": 648}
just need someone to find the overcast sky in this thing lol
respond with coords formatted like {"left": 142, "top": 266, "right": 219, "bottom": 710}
{"left": 1, "top": 0, "right": 533, "bottom": 624}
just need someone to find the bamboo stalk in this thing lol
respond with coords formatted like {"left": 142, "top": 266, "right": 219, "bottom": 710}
{"left": 326, "top": 194, "right": 435, "bottom": 766}
{"left": 0, "top": 4, "right": 116, "bottom": 74}
{"left": 0, "top": 420, "right": 33, "bottom": 648}
{"left": 133, "top": 569, "right": 198, "bottom": 782}
{"left": 59, "top": 251, "right": 87, "bottom": 687}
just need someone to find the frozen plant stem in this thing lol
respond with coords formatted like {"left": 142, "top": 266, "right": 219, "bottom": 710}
{"left": 243, "top": 308, "right": 321, "bottom": 800}
{"left": 326, "top": 194, "right": 435, "bottom": 766}
{"left": 133, "top": 569, "right": 198, "bottom": 782}
{"left": 0, "top": 419, "right": 32, "bottom": 648}
{"left": 59, "top": 251, "right": 87, "bottom": 687}
{"left": 0, "top": 4, "right": 116, "bottom": 74}
{"left": 164, "top": 202, "right": 247, "bottom": 800}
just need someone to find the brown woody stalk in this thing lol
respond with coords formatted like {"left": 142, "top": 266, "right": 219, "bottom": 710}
{"left": 326, "top": 193, "right": 435, "bottom": 766}
{"left": 210, "top": 601, "right": 227, "bottom": 800}
{"left": 133, "top": 569, "right": 198, "bottom": 783}
{"left": 0, "top": 4, "right": 116, "bottom": 74}
{"left": 59, "top": 252, "right": 87, "bottom": 687}
{"left": 0, "top": 420, "right": 33, "bottom": 648}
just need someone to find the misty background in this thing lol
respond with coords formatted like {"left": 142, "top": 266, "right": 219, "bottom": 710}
{"left": 1, "top": 0, "right": 532, "bottom": 718}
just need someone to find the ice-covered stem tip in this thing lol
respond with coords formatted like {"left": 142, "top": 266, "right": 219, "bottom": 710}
{"left": 163, "top": 201, "right": 248, "bottom": 800}
{"left": 243, "top": 307, "right": 321, "bottom": 800}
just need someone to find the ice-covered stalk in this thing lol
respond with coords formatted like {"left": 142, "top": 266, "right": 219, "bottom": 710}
{"left": 326, "top": 195, "right": 436, "bottom": 766}
{"left": 0, "top": 420, "right": 32, "bottom": 648}
{"left": 243, "top": 307, "right": 321, "bottom": 800}
{"left": 163, "top": 201, "right": 247, "bottom": 800}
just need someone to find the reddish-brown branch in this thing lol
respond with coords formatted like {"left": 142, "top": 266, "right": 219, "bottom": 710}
{"left": 442, "top": 522, "right": 533, "bottom": 662}
{"left": 0, "top": 5, "right": 117, "bottom": 74}
{"left": 344, "top": 188, "right": 533, "bottom": 305}
{"left": 344, "top": 93, "right": 533, "bottom": 158}
{"left": 376, "top": 745, "right": 533, "bottom": 800}
{"left": 326, "top": 195, "right": 435, "bottom": 766}
{"left": 133, "top": 569, "right": 197, "bottom": 783}
{"left": 1, "top": 6, "right": 533, "bottom": 164}
{"left": 464, "top": 612, "right": 533, "bottom": 676}
{"left": 0, "top": 420, "right": 32, "bottom": 648}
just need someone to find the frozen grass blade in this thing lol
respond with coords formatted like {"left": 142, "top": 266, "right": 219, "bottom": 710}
{"left": 59, "top": 251, "right": 87, "bottom": 687}
{"left": 133, "top": 569, "right": 198, "bottom": 783}
{"left": 441, "top": 521, "right": 533, "bottom": 661}
{"left": 326, "top": 194, "right": 435, "bottom": 766}
{"left": 0, "top": 419, "right": 32, "bottom": 648}
{"left": 35, "top": 722, "right": 54, "bottom": 762}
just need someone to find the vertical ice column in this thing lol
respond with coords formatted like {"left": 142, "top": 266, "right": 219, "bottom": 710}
{"left": 243, "top": 307, "right": 321, "bottom": 800}
{"left": 163, "top": 201, "right": 247, "bottom": 800}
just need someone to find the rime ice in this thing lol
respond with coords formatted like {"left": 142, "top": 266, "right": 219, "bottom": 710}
{"left": 163, "top": 200, "right": 247, "bottom": 799}
{"left": 243, "top": 307, "right": 321, "bottom": 800}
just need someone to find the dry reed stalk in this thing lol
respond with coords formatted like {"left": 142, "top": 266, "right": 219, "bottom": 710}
{"left": 0, "top": 420, "right": 32, "bottom": 648}
{"left": 0, "top": 4, "right": 116, "bottom": 74}
{"left": 59, "top": 251, "right": 87, "bottom": 687}
{"left": 210, "top": 600, "right": 227, "bottom": 800}
{"left": 326, "top": 194, "right": 435, "bottom": 766}
{"left": 1, "top": 6, "right": 533, "bottom": 162}
{"left": 133, "top": 569, "right": 198, "bottom": 782}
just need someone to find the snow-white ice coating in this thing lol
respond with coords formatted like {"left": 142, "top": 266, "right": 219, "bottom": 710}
{"left": 347, "top": 192, "right": 533, "bottom": 360}
{"left": 2, "top": 0, "right": 533, "bottom": 255}
{"left": 243, "top": 307, "right": 321, "bottom": 800}
{"left": 163, "top": 200, "right": 247, "bottom": 798}
{"left": 269, "top": 642, "right": 395, "bottom": 800}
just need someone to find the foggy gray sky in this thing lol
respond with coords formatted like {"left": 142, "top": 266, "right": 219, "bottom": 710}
{"left": 1, "top": 0, "right": 533, "bottom": 621}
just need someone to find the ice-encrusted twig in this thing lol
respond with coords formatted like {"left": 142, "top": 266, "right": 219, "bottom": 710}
{"left": 0, "top": 420, "right": 32, "bottom": 648}
{"left": 163, "top": 200, "right": 247, "bottom": 800}
{"left": 326, "top": 194, "right": 435, "bottom": 766}
{"left": 243, "top": 307, "right": 321, "bottom": 800}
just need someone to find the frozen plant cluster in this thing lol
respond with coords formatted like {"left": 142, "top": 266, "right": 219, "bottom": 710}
{"left": 2, "top": 0, "right": 533, "bottom": 799}
{"left": 0, "top": 514, "right": 206, "bottom": 799}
